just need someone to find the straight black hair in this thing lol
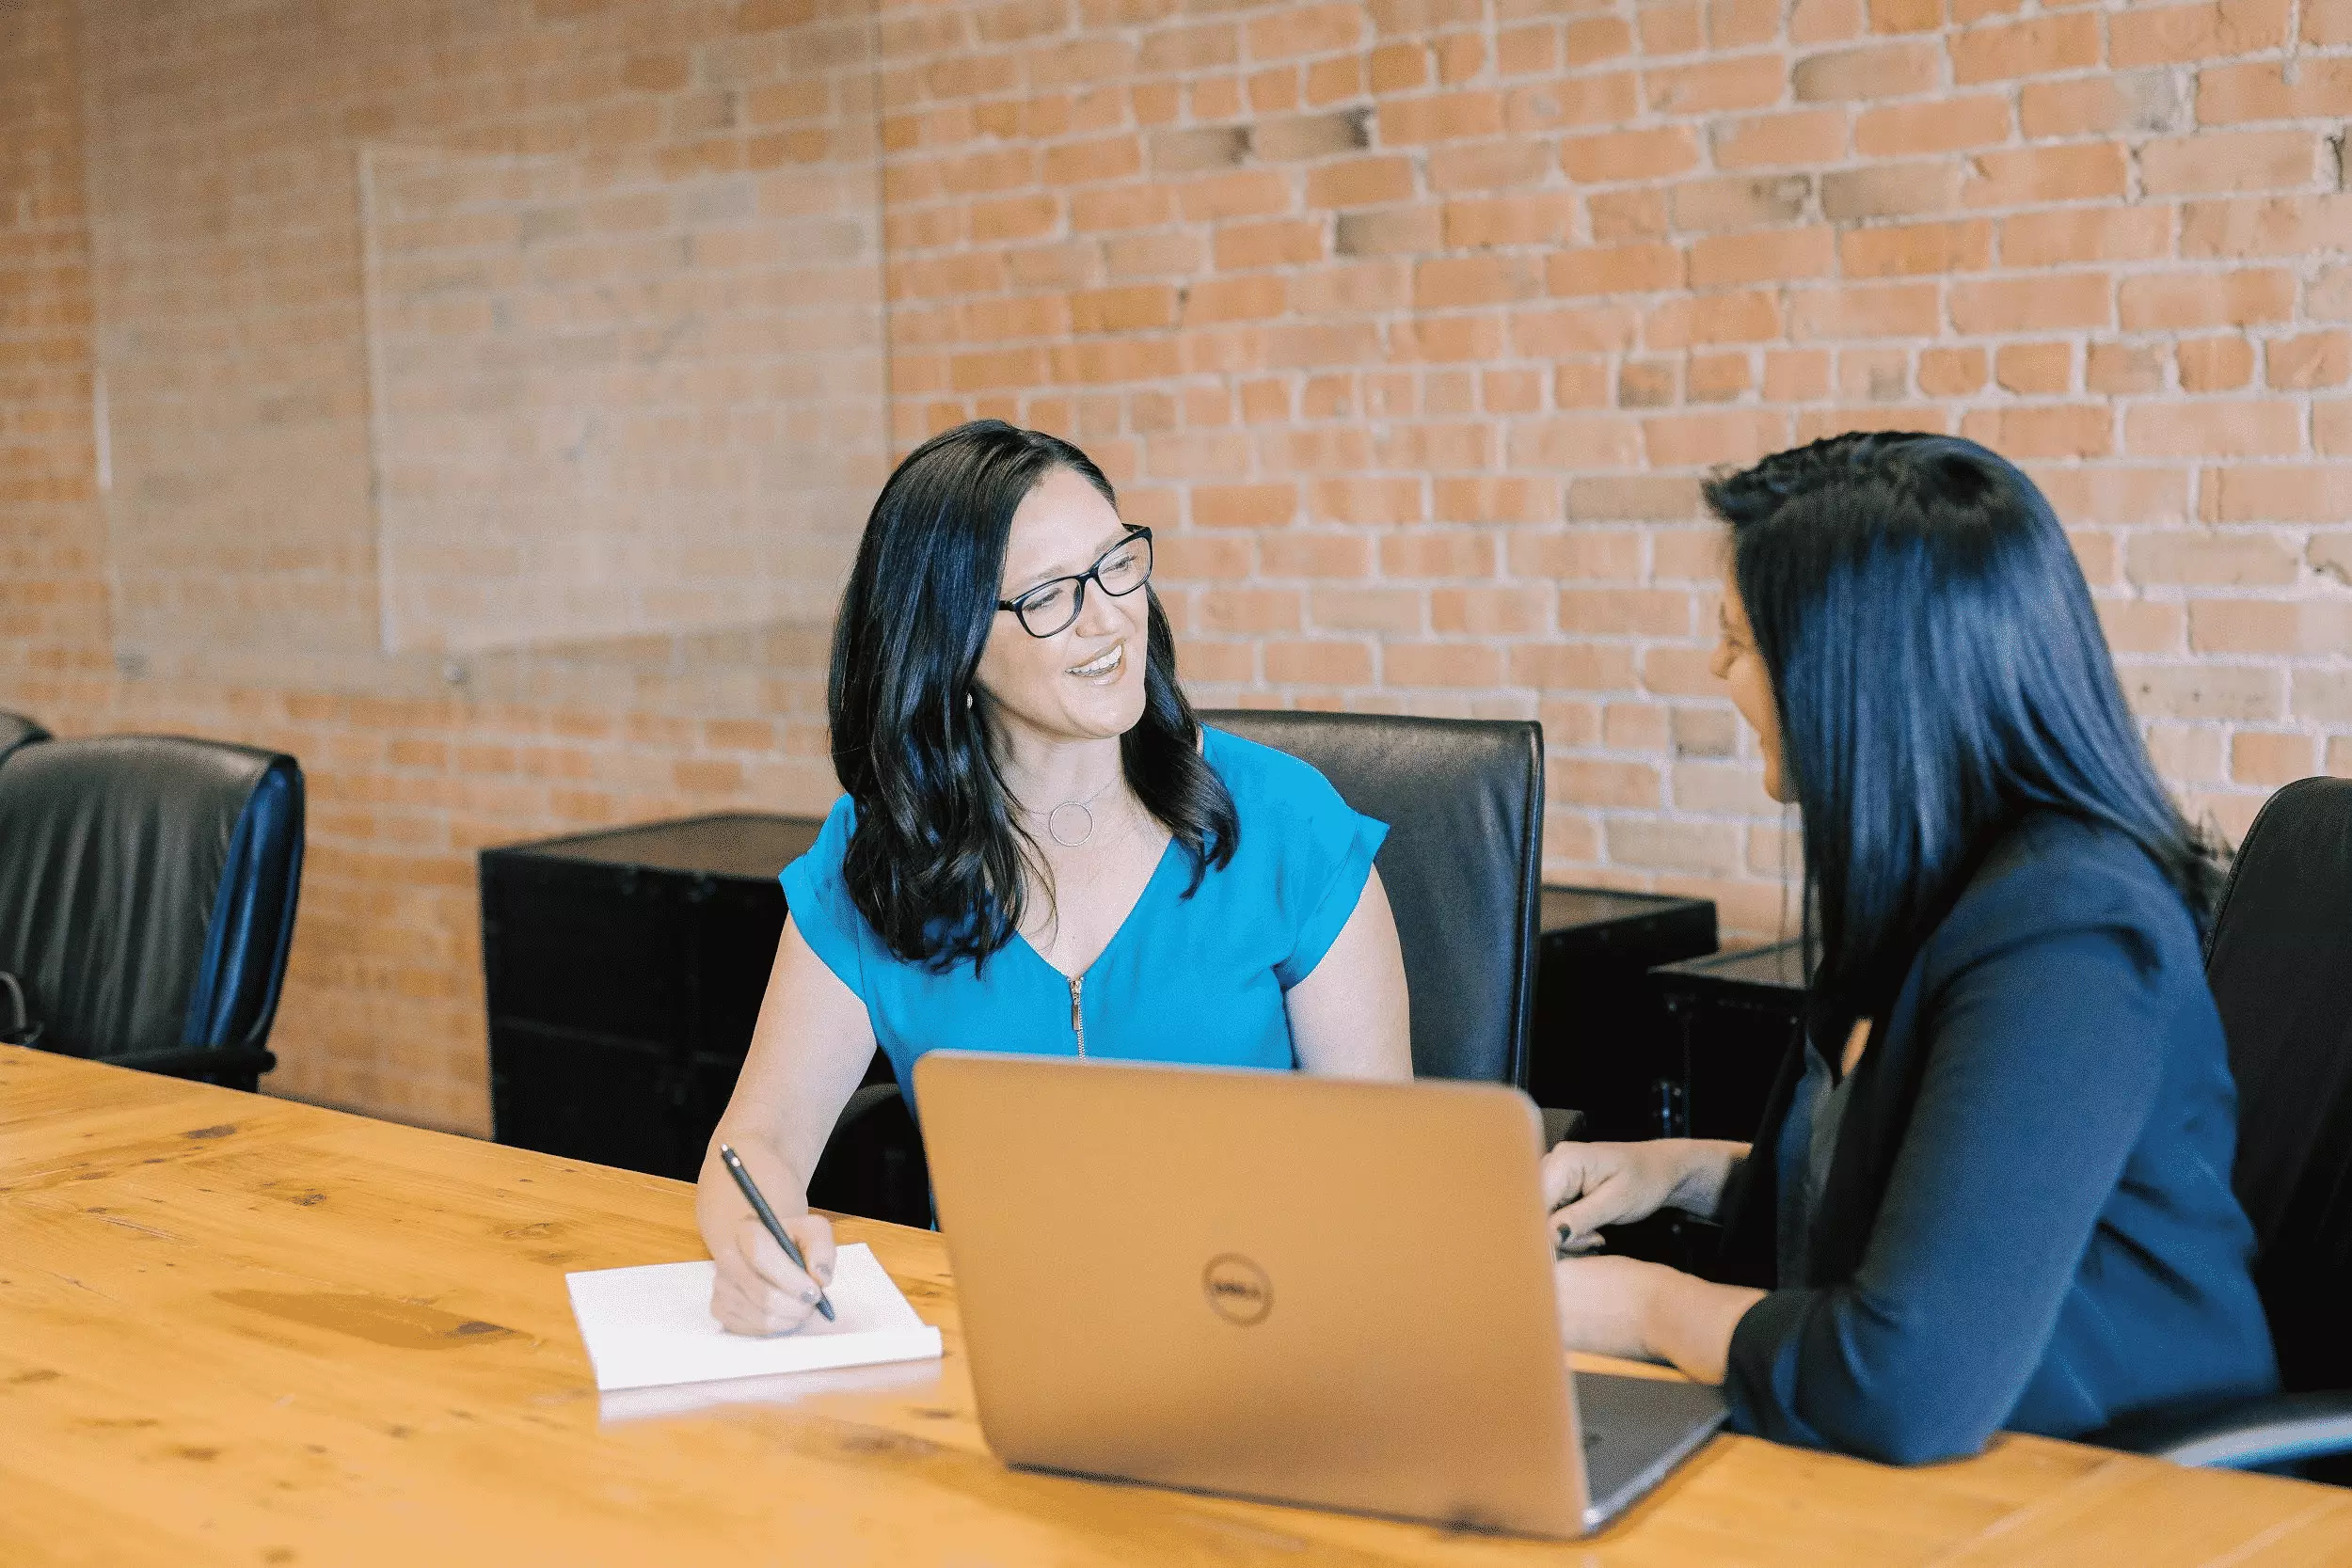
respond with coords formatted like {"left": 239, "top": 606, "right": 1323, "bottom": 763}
{"left": 1705, "top": 432, "right": 2224, "bottom": 1046}
{"left": 828, "top": 419, "right": 1237, "bottom": 971}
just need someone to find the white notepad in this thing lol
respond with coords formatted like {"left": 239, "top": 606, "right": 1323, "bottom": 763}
{"left": 566, "top": 1243, "right": 943, "bottom": 1392}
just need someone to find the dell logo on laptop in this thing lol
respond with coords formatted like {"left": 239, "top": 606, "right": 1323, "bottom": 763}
{"left": 1201, "top": 1253, "right": 1273, "bottom": 1325}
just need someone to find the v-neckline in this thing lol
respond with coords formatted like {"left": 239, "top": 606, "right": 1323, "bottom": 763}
{"left": 1014, "top": 834, "right": 1182, "bottom": 982}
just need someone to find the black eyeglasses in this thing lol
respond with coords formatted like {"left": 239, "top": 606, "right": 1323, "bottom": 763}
{"left": 995, "top": 528, "right": 1153, "bottom": 639}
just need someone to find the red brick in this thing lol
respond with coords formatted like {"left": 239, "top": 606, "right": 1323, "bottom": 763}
{"left": 1430, "top": 138, "right": 1554, "bottom": 191}
{"left": 2117, "top": 269, "right": 2296, "bottom": 330}
{"left": 2087, "top": 341, "right": 2167, "bottom": 395}
{"left": 1666, "top": 174, "right": 1812, "bottom": 232}
{"left": 1183, "top": 275, "right": 1287, "bottom": 324}
{"left": 1854, "top": 94, "right": 2013, "bottom": 156}
{"left": 1950, "top": 12, "right": 2100, "bottom": 81}
{"left": 1821, "top": 161, "right": 1963, "bottom": 221}
{"left": 1950, "top": 273, "right": 2113, "bottom": 333}
{"left": 2017, "top": 75, "right": 2187, "bottom": 139}
{"left": 2175, "top": 336, "right": 2255, "bottom": 391}
{"left": 1920, "top": 345, "right": 1989, "bottom": 395}
{"left": 2269, "top": 333, "right": 2352, "bottom": 391}
{"left": 1689, "top": 228, "right": 1836, "bottom": 288}
{"left": 2230, "top": 730, "right": 2317, "bottom": 787}
{"left": 1792, "top": 0, "right": 1869, "bottom": 40}
{"left": 1788, "top": 282, "right": 1943, "bottom": 341}
{"left": 1378, "top": 90, "right": 1504, "bottom": 144}
{"left": 1867, "top": 0, "right": 1943, "bottom": 32}
{"left": 1443, "top": 193, "right": 1578, "bottom": 247}
{"left": 1963, "top": 144, "right": 2129, "bottom": 208}
{"left": 2179, "top": 196, "right": 2352, "bottom": 259}
{"left": 1791, "top": 40, "right": 1942, "bottom": 100}
{"left": 2139, "top": 131, "right": 2325, "bottom": 196}
{"left": 1643, "top": 54, "right": 1786, "bottom": 114}
{"left": 1312, "top": 476, "right": 1426, "bottom": 523}
{"left": 1994, "top": 341, "right": 2072, "bottom": 395}
{"left": 1547, "top": 244, "right": 1687, "bottom": 296}
{"left": 1384, "top": 641, "right": 1504, "bottom": 688}
{"left": 1211, "top": 219, "right": 1325, "bottom": 270}
{"left": 1194, "top": 483, "right": 1298, "bottom": 528}
{"left": 1642, "top": 290, "right": 1785, "bottom": 348}
{"left": 2113, "top": 0, "right": 2295, "bottom": 68}
{"left": 1265, "top": 640, "right": 1375, "bottom": 686}
{"left": 1644, "top": 409, "right": 1791, "bottom": 466}
{"left": 2125, "top": 401, "right": 2306, "bottom": 458}
{"left": 1245, "top": 3, "right": 1364, "bottom": 60}
{"left": 1560, "top": 127, "right": 1703, "bottom": 183}
{"left": 1999, "top": 207, "right": 2174, "bottom": 267}
{"left": 1711, "top": 0, "right": 1785, "bottom": 45}
{"left": 2204, "top": 466, "right": 2352, "bottom": 521}
{"left": 1957, "top": 405, "right": 2115, "bottom": 459}
{"left": 1709, "top": 110, "right": 1850, "bottom": 170}
{"left": 1430, "top": 586, "right": 1553, "bottom": 635}
{"left": 1840, "top": 218, "right": 1993, "bottom": 277}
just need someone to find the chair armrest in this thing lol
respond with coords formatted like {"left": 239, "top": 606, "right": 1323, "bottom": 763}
{"left": 103, "top": 1046, "right": 278, "bottom": 1086}
{"left": 2099, "top": 1390, "right": 2352, "bottom": 1469}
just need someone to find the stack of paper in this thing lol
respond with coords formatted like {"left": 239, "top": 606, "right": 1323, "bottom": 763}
{"left": 566, "top": 1243, "right": 943, "bottom": 1392}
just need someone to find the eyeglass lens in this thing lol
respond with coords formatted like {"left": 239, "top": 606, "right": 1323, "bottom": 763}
{"left": 1017, "top": 533, "right": 1151, "bottom": 637}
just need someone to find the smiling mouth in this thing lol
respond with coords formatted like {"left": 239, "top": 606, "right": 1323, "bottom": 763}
{"left": 1066, "top": 641, "right": 1124, "bottom": 679}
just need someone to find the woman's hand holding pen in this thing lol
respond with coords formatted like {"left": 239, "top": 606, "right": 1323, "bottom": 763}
{"left": 697, "top": 1135, "right": 837, "bottom": 1337}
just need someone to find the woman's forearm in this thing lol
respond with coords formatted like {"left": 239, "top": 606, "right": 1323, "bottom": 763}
{"left": 1667, "top": 1140, "right": 1752, "bottom": 1222}
{"left": 1644, "top": 1268, "right": 1768, "bottom": 1386}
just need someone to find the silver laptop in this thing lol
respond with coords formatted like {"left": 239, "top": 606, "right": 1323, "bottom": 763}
{"left": 914, "top": 1053, "right": 1727, "bottom": 1539}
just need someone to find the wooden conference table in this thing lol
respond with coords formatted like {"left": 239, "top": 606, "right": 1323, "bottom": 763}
{"left": 5, "top": 1049, "right": 2346, "bottom": 1567}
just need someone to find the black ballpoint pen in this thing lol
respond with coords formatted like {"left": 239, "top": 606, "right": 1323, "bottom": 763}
{"left": 717, "top": 1142, "right": 835, "bottom": 1323}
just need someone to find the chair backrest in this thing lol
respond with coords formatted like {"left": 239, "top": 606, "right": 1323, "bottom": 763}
{"left": 2203, "top": 776, "right": 2352, "bottom": 1395}
{"left": 0, "top": 736, "right": 305, "bottom": 1060}
{"left": 0, "top": 710, "right": 50, "bottom": 767}
{"left": 1200, "top": 710, "right": 1544, "bottom": 1086}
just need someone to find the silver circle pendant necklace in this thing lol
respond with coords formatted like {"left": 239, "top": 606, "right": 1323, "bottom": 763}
{"left": 1035, "top": 774, "right": 1120, "bottom": 848}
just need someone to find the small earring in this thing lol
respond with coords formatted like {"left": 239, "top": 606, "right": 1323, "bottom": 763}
{"left": 965, "top": 690, "right": 975, "bottom": 711}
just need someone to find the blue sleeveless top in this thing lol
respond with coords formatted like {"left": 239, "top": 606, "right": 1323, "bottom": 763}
{"left": 780, "top": 726, "right": 1388, "bottom": 1101}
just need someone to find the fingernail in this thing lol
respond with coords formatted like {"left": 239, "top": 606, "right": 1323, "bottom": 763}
{"left": 799, "top": 1288, "right": 818, "bottom": 1306}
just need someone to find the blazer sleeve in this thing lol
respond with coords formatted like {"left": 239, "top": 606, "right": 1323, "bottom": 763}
{"left": 1722, "top": 886, "right": 2175, "bottom": 1465}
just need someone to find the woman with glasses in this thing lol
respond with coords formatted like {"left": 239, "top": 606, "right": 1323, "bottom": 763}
{"left": 697, "top": 420, "right": 1411, "bottom": 1334}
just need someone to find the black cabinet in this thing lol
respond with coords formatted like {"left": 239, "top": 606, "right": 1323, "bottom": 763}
{"left": 1650, "top": 939, "right": 1807, "bottom": 1143}
{"left": 1529, "top": 886, "right": 1718, "bottom": 1139}
{"left": 479, "top": 813, "right": 824, "bottom": 1180}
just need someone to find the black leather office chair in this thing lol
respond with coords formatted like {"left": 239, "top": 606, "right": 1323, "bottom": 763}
{"left": 2105, "top": 776, "right": 2352, "bottom": 1473}
{"left": 0, "top": 710, "right": 50, "bottom": 766}
{"left": 0, "top": 736, "right": 305, "bottom": 1090}
{"left": 1200, "top": 710, "right": 1546, "bottom": 1087}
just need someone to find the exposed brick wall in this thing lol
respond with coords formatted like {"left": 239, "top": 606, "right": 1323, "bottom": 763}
{"left": 4, "top": 0, "right": 2350, "bottom": 1132}
{"left": 875, "top": 0, "right": 2352, "bottom": 925}
{"left": 0, "top": 0, "right": 110, "bottom": 681}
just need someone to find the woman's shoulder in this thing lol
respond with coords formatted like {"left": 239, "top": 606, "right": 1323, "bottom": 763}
{"left": 1199, "top": 723, "right": 1354, "bottom": 827}
{"left": 782, "top": 794, "right": 860, "bottom": 890}
{"left": 1932, "top": 812, "right": 2204, "bottom": 976}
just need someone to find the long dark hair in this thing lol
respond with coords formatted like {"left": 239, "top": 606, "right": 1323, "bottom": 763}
{"left": 827, "top": 420, "right": 1237, "bottom": 971}
{"left": 1705, "top": 432, "right": 2223, "bottom": 1045}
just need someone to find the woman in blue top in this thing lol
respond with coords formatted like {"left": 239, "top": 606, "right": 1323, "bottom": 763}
{"left": 1540, "top": 434, "right": 2278, "bottom": 1462}
{"left": 697, "top": 420, "right": 1410, "bottom": 1335}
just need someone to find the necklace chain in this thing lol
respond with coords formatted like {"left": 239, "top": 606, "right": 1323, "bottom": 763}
{"left": 1018, "top": 772, "right": 1120, "bottom": 849}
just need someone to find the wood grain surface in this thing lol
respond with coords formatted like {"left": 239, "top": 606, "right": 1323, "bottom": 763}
{"left": 4, "top": 1047, "right": 2344, "bottom": 1567}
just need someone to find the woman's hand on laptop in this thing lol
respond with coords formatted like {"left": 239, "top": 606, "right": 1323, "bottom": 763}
{"left": 1554, "top": 1256, "right": 1765, "bottom": 1384}
{"left": 1543, "top": 1138, "right": 1751, "bottom": 1251}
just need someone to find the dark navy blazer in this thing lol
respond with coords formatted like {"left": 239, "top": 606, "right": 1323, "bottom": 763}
{"left": 1716, "top": 813, "right": 2280, "bottom": 1464}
